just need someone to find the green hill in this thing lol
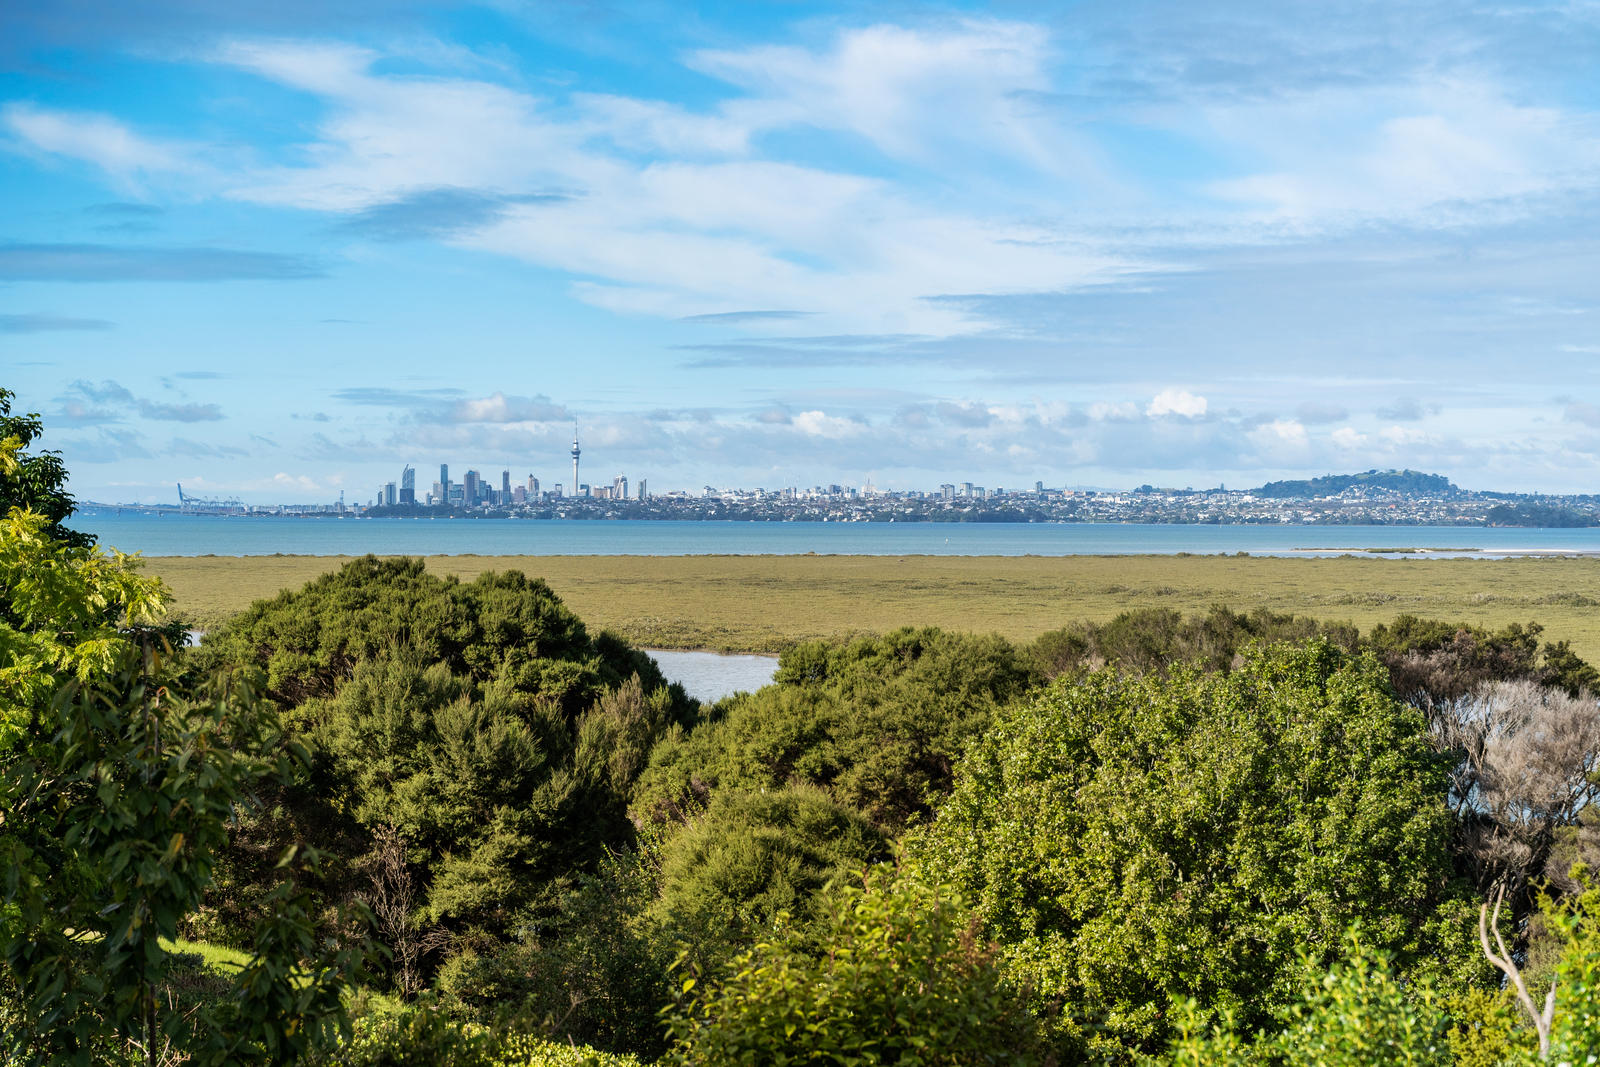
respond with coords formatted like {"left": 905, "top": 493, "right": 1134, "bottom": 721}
{"left": 1254, "top": 469, "right": 1458, "bottom": 499}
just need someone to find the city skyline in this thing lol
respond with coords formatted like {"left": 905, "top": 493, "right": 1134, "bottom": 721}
{"left": 6, "top": 2, "right": 1600, "bottom": 502}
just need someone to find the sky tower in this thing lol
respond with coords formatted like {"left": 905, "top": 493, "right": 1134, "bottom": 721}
{"left": 570, "top": 426, "right": 581, "bottom": 495}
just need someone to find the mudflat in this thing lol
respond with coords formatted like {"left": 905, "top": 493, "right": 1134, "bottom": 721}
{"left": 146, "top": 552, "right": 1600, "bottom": 658}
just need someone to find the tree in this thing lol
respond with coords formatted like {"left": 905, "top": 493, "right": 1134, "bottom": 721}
{"left": 0, "top": 403, "right": 364, "bottom": 1064}
{"left": 196, "top": 557, "right": 695, "bottom": 960}
{"left": 633, "top": 628, "right": 1037, "bottom": 831}
{"left": 1433, "top": 679, "right": 1600, "bottom": 894}
{"left": 914, "top": 640, "right": 1473, "bottom": 1059}
{"left": 649, "top": 785, "right": 890, "bottom": 965}
{"left": 663, "top": 864, "right": 1045, "bottom": 1066}
{"left": 0, "top": 386, "right": 91, "bottom": 548}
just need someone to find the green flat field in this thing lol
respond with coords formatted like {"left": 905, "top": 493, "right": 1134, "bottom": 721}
{"left": 146, "top": 553, "right": 1600, "bottom": 659}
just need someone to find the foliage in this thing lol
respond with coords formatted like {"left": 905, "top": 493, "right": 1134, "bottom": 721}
{"left": 0, "top": 496, "right": 165, "bottom": 753}
{"left": 1367, "top": 614, "right": 1597, "bottom": 704}
{"left": 0, "top": 648, "right": 365, "bottom": 1065}
{"left": 0, "top": 386, "right": 91, "bottom": 548}
{"left": 1163, "top": 937, "right": 1456, "bottom": 1066}
{"left": 326, "top": 997, "right": 641, "bottom": 1066}
{"left": 1027, "top": 604, "right": 1356, "bottom": 678}
{"left": 634, "top": 627, "right": 1037, "bottom": 830}
{"left": 1541, "top": 880, "right": 1600, "bottom": 1064}
{"left": 915, "top": 640, "right": 1470, "bottom": 1059}
{"left": 435, "top": 840, "right": 674, "bottom": 1057}
{"left": 650, "top": 785, "right": 890, "bottom": 964}
{"left": 196, "top": 556, "right": 694, "bottom": 952}
{"left": 663, "top": 864, "right": 1044, "bottom": 1066}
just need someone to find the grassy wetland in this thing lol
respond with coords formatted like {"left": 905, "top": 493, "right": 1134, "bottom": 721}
{"left": 149, "top": 551, "right": 1600, "bottom": 659}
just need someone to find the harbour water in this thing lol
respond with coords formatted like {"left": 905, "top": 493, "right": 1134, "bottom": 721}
{"left": 71, "top": 511, "right": 1600, "bottom": 558}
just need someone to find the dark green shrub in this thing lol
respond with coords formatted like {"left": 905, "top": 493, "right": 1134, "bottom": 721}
{"left": 634, "top": 627, "right": 1037, "bottom": 830}
{"left": 915, "top": 640, "right": 1473, "bottom": 1059}
{"left": 650, "top": 785, "right": 890, "bottom": 962}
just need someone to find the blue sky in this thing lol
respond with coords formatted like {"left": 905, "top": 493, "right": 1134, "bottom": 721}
{"left": 4, "top": 0, "right": 1600, "bottom": 502}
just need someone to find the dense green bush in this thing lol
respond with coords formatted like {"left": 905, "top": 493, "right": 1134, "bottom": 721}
{"left": 194, "top": 557, "right": 695, "bottom": 980}
{"left": 634, "top": 627, "right": 1037, "bottom": 830}
{"left": 434, "top": 841, "right": 673, "bottom": 1057}
{"left": 664, "top": 865, "right": 1044, "bottom": 1065}
{"left": 1368, "top": 614, "right": 1598, "bottom": 703}
{"left": 327, "top": 998, "right": 641, "bottom": 1066}
{"left": 1027, "top": 605, "right": 1357, "bottom": 678}
{"left": 1, "top": 411, "right": 363, "bottom": 1064}
{"left": 1166, "top": 938, "right": 1455, "bottom": 1066}
{"left": 649, "top": 785, "right": 890, "bottom": 962}
{"left": 915, "top": 639, "right": 1475, "bottom": 1059}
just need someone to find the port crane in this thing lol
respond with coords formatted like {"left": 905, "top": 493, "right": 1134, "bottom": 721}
{"left": 177, "top": 483, "right": 242, "bottom": 510}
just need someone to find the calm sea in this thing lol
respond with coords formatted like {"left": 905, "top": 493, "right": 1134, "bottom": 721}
{"left": 73, "top": 510, "right": 1600, "bottom": 558}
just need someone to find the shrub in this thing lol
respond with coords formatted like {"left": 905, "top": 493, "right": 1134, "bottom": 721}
{"left": 915, "top": 640, "right": 1472, "bottom": 1059}
{"left": 663, "top": 865, "right": 1044, "bottom": 1065}
{"left": 634, "top": 627, "right": 1036, "bottom": 830}
{"left": 650, "top": 785, "right": 890, "bottom": 964}
{"left": 196, "top": 558, "right": 694, "bottom": 954}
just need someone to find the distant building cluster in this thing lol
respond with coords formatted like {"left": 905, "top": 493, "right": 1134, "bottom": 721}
{"left": 374, "top": 431, "right": 646, "bottom": 509}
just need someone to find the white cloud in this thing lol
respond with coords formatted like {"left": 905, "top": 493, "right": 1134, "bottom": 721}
{"left": 2, "top": 103, "right": 193, "bottom": 183}
{"left": 1204, "top": 80, "right": 1600, "bottom": 229}
{"left": 1089, "top": 401, "right": 1139, "bottom": 421}
{"left": 1146, "top": 388, "right": 1208, "bottom": 418}
{"left": 1330, "top": 426, "right": 1368, "bottom": 449}
{"left": 791, "top": 410, "right": 865, "bottom": 438}
{"left": 1250, "top": 418, "right": 1309, "bottom": 448}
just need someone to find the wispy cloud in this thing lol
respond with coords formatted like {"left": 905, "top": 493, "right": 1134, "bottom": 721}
{"left": 0, "top": 243, "right": 321, "bottom": 282}
{"left": 0, "top": 313, "right": 113, "bottom": 333}
{"left": 61, "top": 379, "right": 223, "bottom": 422}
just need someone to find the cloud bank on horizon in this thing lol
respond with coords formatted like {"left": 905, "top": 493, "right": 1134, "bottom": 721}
{"left": 2, "top": 0, "right": 1599, "bottom": 500}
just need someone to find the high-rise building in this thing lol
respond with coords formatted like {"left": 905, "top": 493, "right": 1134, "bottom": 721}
{"left": 463, "top": 469, "right": 481, "bottom": 506}
{"left": 431, "top": 481, "right": 444, "bottom": 506}
{"left": 638, "top": 478, "right": 647, "bottom": 501}
{"left": 439, "top": 464, "right": 450, "bottom": 503}
{"left": 528, "top": 475, "right": 539, "bottom": 497}
{"left": 502, "top": 470, "right": 511, "bottom": 500}
{"left": 614, "top": 473, "right": 628, "bottom": 500}
{"left": 570, "top": 428, "right": 581, "bottom": 495}
{"left": 400, "top": 465, "right": 416, "bottom": 505}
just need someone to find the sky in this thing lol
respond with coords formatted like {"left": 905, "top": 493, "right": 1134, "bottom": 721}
{"left": 3, "top": 0, "right": 1600, "bottom": 503}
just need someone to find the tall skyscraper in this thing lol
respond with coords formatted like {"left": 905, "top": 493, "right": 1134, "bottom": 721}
{"left": 501, "top": 470, "right": 511, "bottom": 500}
{"left": 638, "top": 478, "right": 647, "bottom": 501}
{"left": 570, "top": 428, "right": 581, "bottom": 496}
{"left": 463, "top": 469, "right": 481, "bottom": 506}
{"left": 528, "top": 475, "right": 540, "bottom": 497}
{"left": 614, "top": 473, "right": 628, "bottom": 500}
{"left": 439, "top": 464, "right": 450, "bottom": 502}
{"left": 400, "top": 465, "right": 416, "bottom": 505}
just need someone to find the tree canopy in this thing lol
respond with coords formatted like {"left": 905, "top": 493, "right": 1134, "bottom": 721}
{"left": 914, "top": 640, "right": 1473, "bottom": 1058}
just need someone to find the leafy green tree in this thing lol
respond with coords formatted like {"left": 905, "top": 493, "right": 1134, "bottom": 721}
{"left": 1164, "top": 937, "right": 1455, "bottom": 1066}
{"left": 1, "top": 411, "right": 365, "bottom": 1064}
{"left": 915, "top": 640, "right": 1473, "bottom": 1059}
{"left": 634, "top": 627, "right": 1037, "bottom": 830}
{"left": 0, "top": 386, "right": 91, "bottom": 548}
{"left": 663, "top": 864, "right": 1045, "bottom": 1066}
{"left": 197, "top": 557, "right": 694, "bottom": 957}
{"left": 649, "top": 785, "right": 890, "bottom": 964}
